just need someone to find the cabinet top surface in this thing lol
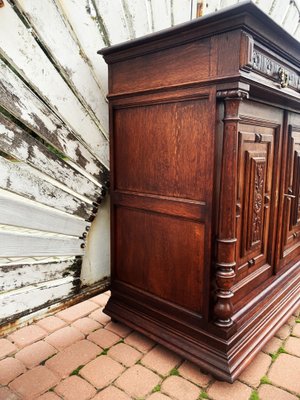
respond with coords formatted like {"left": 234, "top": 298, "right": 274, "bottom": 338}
{"left": 99, "top": 0, "right": 300, "bottom": 66}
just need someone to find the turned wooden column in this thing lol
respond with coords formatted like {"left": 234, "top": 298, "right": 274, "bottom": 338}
{"left": 214, "top": 89, "right": 249, "bottom": 327}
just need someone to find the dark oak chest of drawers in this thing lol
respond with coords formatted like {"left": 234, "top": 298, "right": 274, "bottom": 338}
{"left": 99, "top": 1, "right": 300, "bottom": 381}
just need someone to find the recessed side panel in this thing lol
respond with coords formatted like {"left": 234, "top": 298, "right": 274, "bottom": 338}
{"left": 114, "top": 206, "right": 205, "bottom": 313}
{"left": 113, "top": 98, "right": 213, "bottom": 202}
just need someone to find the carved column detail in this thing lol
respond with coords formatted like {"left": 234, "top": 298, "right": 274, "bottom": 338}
{"left": 214, "top": 90, "right": 248, "bottom": 328}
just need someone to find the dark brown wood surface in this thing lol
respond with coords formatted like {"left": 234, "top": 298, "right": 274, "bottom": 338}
{"left": 101, "top": 0, "right": 300, "bottom": 382}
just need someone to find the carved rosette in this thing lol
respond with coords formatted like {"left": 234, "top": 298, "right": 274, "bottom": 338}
{"left": 214, "top": 90, "right": 248, "bottom": 328}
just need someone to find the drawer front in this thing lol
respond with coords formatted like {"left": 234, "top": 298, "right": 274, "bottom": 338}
{"left": 250, "top": 45, "right": 300, "bottom": 95}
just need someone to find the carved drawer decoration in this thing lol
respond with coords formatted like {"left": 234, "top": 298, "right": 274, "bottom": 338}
{"left": 252, "top": 49, "right": 300, "bottom": 92}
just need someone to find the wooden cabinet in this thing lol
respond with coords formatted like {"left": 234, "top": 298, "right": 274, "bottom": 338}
{"left": 99, "top": 1, "right": 300, "bottom": 381}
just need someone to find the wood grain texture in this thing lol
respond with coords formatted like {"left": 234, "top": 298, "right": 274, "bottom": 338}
{"left": 113, "top": 98, "right": 212, "bottom": 201}
{"left": 115, "top": 207, "right": 205, "bottom": 312}
{"left": 110, "top": 39, "right": 210, "bottom": 93}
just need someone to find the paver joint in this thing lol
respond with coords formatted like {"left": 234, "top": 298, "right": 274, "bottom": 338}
{"left": 0, "top": 292, "right": 299, "bottom": 400}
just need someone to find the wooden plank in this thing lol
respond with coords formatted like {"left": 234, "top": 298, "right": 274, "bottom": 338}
{"left": 282, "top": 2, "right": 299, "bottom": 35}
{"left": 0, "top": 59, "right": 108, "bottom": 184}
{"left": 269, "top": 0, "right": 289, "bottom": 24}
{"left": 172, "top": 0, "right": 193, "bottom": 25}
{"left": 0, "top": 276, "right": 76, "bottom": 322}
{"left": 0, "top": 114, "right": 102, "bottom": 202}
{"left": 15, "top": 0, "right": 108, "bottom": 138}
{"left": 207, "top": 0, "right": 222, "bottom": 13}
{"left": 58, "top": 0, "right": 109, "bottom": 94}
{"left": 0, "top": 190, "right": 89, "bottom": 236}
{"left": 0, "top": 231, "right": 84, "bottom": 257}
{"left": 256, "top": 0, "right": 274, "bottom": 13}
{"left": 93, "top": 0, "right": 132, "bottom": 45}
{"left": 119, "top": 0, "right": 150, "bottom": 38}
{"left": 0, "top": 156, "right": 93, "bottom": 219}
{"left": 149, "top": 0, "right": 172, "bottom": 30}
{"left": 0, "top": 1, "right": 108, "bottom": 167}
{"left": 0, "top": 258, "right": 78, "bottom": 291}
{"left": 295, "top": 23, "right": 300, "bottom": 40}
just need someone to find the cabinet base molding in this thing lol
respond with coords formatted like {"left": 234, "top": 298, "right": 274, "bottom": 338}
{"left": 105, "top": 269, "right": 300, "bottom": 382}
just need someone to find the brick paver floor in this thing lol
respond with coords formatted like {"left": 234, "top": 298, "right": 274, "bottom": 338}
{"left": 0, "top": 292, "right": 299, "bottom": 399}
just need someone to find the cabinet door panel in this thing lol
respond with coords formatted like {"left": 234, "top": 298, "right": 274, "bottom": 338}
{"left": 232, "top": 104, "right": 282, "bottom": 307}
{"left": 277, "top": 113, "right": 300, "bottom": 270}
{"left": 236, "top": 129, "right": 274, "bottom": 273}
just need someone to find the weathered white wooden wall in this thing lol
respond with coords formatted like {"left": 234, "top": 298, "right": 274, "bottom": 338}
{"left": 0, "top": 0, "right": 197, "bottom": 329}
{"left": 205, "top": 0, "right": 300, "bottom": 40}
{"left": 0, "top": 0, "right": 299, "bottom": 330}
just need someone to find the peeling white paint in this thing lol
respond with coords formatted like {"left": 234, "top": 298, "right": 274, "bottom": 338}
{"left": 208, "top": 0, "right": 300, "bottom": 35}
{"left": 0, "top": 277, "right": 75, "bottom": 321}
{"left": 93, "top": 0, "right": 132, "bottom": 44}
{"left": 0, "top": 59, "right": 105, "bottom": 180}
{"left": 150, "top": 0, "right": 172, "bottom": 30}
{"left": 0, "top": 1, "right": 109, "bottom": 165}
{"left": 58, "top": 0, "right": 109, "bottom": 94}
{"left": 0, "top": 157, "right": 93, "bottom": 219}
{"left": 0, "top": 258, "right": 77, "bottom": 291}
{"left": 0, "top": 116, "right": 102, "bottom": 201}
{"left": 16, "top": 0, "right": 109, "bottom": 138}
{"left": 125, "top": 0, "right": 150, "bottom": 37}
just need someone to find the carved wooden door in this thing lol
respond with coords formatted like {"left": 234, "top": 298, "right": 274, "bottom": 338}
{"left": 276, "top": 112, "right": 300, "bottom": 271}
{"left": 232, "top": 102, "right": 282, "bottom": 308}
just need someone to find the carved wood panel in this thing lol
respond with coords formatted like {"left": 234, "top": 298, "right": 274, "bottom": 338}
{"left": 244, "top": 153, "right": 266, "bottom": 252}
{"left": 277, "top": 117, "right": 300, "bottom": 270}
{"left": 233, "top": 117, "right": 279, "bottom": 305}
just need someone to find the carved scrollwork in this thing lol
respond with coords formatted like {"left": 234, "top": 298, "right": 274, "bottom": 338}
{"left": 252, "top": 163, "right": 265, "bottom": 244}
{"left": 252, "top": 49, "right": 300, "bottom": 92}
{"left": 216, "top": 89, "right": 249, "bottom": 99}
